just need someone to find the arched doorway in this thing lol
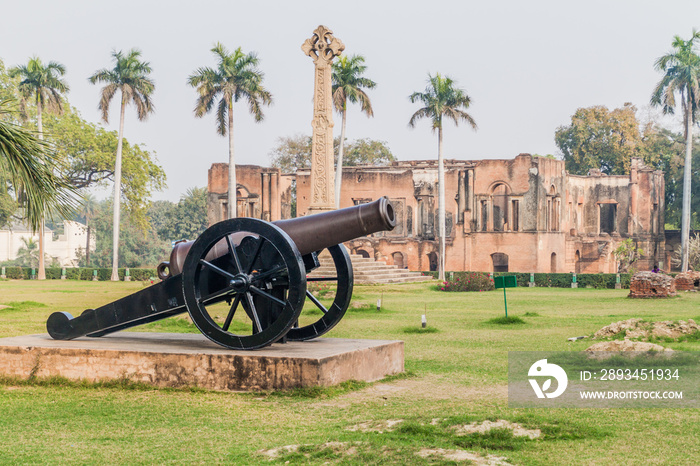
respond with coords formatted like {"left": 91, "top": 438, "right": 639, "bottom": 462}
{"left": 356, "top": 249, "right": 370, "bottom": 259}
{"left": 491, "top": 253, "right": 509, "bottom": 272}
{"left": 392, "top": 252, "right": 404, "bottom": 269}
{"left": 550, "top": 252, "right": 557, "bottom": 272}
{"left": 428, "top": 252, "right": 438, "bottom": 271}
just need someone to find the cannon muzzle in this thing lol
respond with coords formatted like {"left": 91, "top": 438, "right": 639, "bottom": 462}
{"left": 162, "top": 197, "right": 395, "bottom": 278}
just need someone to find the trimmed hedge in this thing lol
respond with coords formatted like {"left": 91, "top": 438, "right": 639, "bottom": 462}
{"left": 426, "top": 271, "right": 631, "bottom": 289}
{"left": 0, "top": 267, "right": 158, "bottom": 281}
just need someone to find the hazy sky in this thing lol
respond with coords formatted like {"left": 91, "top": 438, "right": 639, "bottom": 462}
{"left": 2, "top": 0, "right": 699, "bottom": 201}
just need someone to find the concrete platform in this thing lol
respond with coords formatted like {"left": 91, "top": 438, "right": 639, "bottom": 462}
{"left": 0, "top": 333, "right": 404, "bottom": 391}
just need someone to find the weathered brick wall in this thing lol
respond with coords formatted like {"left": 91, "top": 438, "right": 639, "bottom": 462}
{"left": 209, "top": 154, "right": 666, "bottom": 273}
{"left": 629, "top": 271, "right": 676, "bottom": 298}
{"left": 673, "top": 271, "right": 700, "bottom": 291}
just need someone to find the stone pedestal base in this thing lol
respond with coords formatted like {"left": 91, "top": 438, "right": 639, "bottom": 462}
{"left": 124, "top": 276, "right": 131, "bottom": 281}
{"left": 571, "top": 283, "right": 578, "bottom": 288}
{"left": 615, "top": 283, "right": 621, "bottom": 289}
{"left": 528, "top": 282, "right": 535, "bottom": 288}
{"left": 0, "top": 333, "right": 404, "bottom": 391}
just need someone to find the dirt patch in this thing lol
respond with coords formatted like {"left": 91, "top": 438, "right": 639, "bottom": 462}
{"left": 0, "top": 305, "right": 9, "bottom": 311}
{"left": 321, "top": 377, "right": 508, "bottom": 409}
{"left": 346, "top": 419, "right": 403, "bottom": 433}
{"left": 586, "top": 340, "right": 671, "bottom": 352}
{"left": 453, "top": 419, "right": 541, "bottom": 439}
{"left": 416, "top": 448, "right": 513, "bottom": 465}
{"left": 592, "top": 319, "right": 698, "bottom": 341}
{"left": 259, "top": 441, "right": 361, "bottom": 459}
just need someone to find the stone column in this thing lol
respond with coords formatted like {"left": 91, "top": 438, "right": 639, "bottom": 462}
{"left": 302, "top": 25, "right": 345, "bottom": 213}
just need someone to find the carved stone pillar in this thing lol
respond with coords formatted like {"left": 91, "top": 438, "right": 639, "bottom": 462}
{"left": 302, "top": 25, "right": 345, "bottom": 213}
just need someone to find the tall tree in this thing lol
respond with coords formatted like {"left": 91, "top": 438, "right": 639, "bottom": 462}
{"left": 9, "top": 57, "right": 69, "bottom": 280}
{"left": 89, "top": 49, "right": 155, "bottom": 281}
{"left": 409, "top": 73, "right": 477, "bottom": 281}
{"left": 651, "top": 30, "right": 700, "bottom": 272}
{"left": 332, "top": 54, "right": 376, "bottom": 207}
{"left": 80, "top": 193, "right": 98, "bottom": 266}
{"left": 188, "top": 43, "right": 272, "bottom": 219}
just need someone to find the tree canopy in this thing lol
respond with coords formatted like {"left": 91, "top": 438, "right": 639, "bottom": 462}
{"left": 555, "top": 103, "right": 646, "bottom": 175}
{"left": 269, "top": 134, "right": 395, "bottom": 173}
{"left": 154, "top": 187, "right": 208, "bottom": 242}
{"left": 41, "top": 104, "right": 165, "bottom": 226}
{"left": 554, "top": 103, "right": 699, "bottom": 229}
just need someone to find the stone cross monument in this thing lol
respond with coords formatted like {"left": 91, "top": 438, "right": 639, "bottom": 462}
{"left": 302, "top": 25, "right": 345, "bottom": 213}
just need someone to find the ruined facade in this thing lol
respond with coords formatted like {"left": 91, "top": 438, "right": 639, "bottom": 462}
{"left": 207, "top": 164, "right": 294, "bottom": 225}
{"left": 208, "top": 154, "right": 666, "bottom": 273}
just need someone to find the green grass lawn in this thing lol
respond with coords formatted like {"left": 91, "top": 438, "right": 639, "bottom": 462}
{"left": 0, "top": 279, "right": 699, "bottom": 465}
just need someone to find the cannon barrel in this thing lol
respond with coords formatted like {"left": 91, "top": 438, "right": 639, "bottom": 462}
{"left": 162, "top": 197, "right": 395, "bottom": 278}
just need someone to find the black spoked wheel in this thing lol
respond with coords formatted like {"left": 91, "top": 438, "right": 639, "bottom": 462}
{"left": 286, "top": 244, "right": 353, "bottom": 341}
{"left": 181, "top": 218, "right": 306, "bottom": 350}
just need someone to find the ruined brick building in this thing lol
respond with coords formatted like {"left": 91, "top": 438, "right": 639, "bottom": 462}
{"left": 207, "top": 154, "right": 667, "bottom": 273}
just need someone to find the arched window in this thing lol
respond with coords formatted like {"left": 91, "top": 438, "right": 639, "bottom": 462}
{"left": 551, "top": 252, "right": 557, "bottom": 272}
{"left": 491, "top": 183, "right": 510, "bottom": 232}
{"left": 547, "top": 185, "right": 560, "bottom": 232}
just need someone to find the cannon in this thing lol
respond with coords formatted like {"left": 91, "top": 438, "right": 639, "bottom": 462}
{"left": 46, "top": 197, "right": 396, "bottom": 350}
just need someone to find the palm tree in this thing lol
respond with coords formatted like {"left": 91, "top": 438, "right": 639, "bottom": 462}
{"left": 10, "top": 57, "right": 69, "bottom": 280}
{"left": 409, "top": 73, "right": 477, "bottom": 281}
{"left": 89, "top": 49, "right": 155, "bottom": 281}
{"left": 15, "top": 236, "right": 39, "bottom": 268}
{"left": 0, "top": 99, "right": 76, "bottom": 232}
{"left": 332, "top": 54, "right": 376, "bottom": 208}
{"left": 652, "top": 32, "right": 700, "bottom": 271}
{"left": 80, "top": 193, "right": 98, "bottom": 266}
{"left": 651, "top": 31, "right": 700, "bottom": 272}
{"left": 188, "top": 43, "right": 272, "bottom": 219}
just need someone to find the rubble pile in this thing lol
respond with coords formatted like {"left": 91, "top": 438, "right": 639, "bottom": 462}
{"left": 673, "top": 271, "right": 700, "bottom": 291}
{"left": 628, "top": 271, "right": 676, "bottom": 298}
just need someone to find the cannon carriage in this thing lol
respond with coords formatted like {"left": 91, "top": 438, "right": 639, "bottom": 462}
{"left": 46, "top": 197, "right": 396, "bottom": 350}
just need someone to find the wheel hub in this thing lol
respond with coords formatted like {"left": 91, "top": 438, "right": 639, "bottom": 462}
{"left": 229, "top": 273, "right": 250, "bottom": 292}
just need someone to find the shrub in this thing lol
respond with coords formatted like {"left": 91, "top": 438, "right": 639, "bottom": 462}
{"left": 440, "top": 272, "right": 495, "bottom": 292}
{"left": 425, "top": 271, "right": 631, "bottom": 289}
{"left": 0, "top": 267, "right": 157, "bottom": 281}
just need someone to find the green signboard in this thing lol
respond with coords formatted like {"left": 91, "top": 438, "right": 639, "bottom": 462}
{"left": 494, "top": 275, "right": 517, "bottom": 317}
{"left": 494, "top": 275, "right": 517, "bottom": 289}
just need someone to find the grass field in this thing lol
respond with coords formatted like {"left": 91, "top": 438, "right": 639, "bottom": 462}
{"left": 0, "top": 279, "right": 699, "bottom": 465}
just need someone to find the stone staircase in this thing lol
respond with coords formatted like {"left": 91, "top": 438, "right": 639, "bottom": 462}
{"left": 308, "top": 253, "right": 433, "bottom": 285}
